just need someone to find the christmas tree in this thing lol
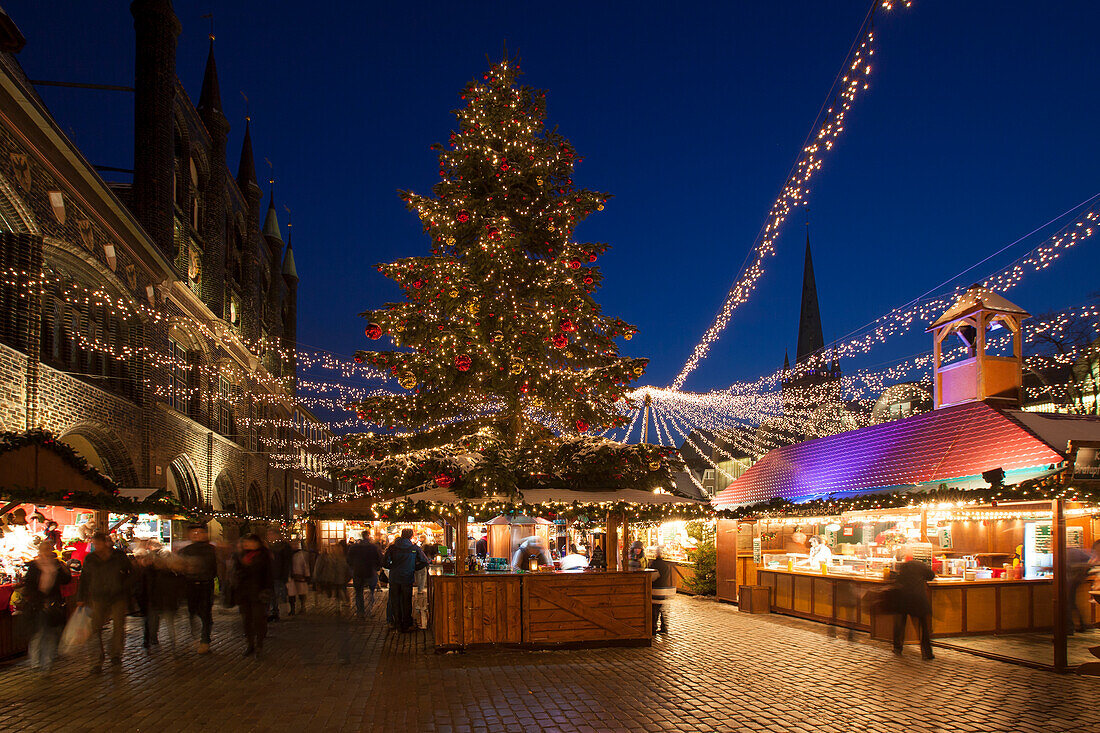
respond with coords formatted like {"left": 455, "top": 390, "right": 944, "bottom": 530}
{"left": 343, "top": 58, "right": 680, "bottom": 499}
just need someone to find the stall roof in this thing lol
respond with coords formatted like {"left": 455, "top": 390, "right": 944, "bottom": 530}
{"left": 712, "top": 401, "right": 1067, "bottom": 510}
{"left": 1002, "top": 410, "right": 1100, "bottom": 453}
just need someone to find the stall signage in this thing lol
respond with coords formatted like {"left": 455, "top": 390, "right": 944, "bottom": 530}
{"left": 1069, "top": 440, "right": 1100, "bottom": 479}
{"left": 752, "top": 537, "right": 762, "bottom": 565}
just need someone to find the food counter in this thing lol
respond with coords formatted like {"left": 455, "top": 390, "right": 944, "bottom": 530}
{"left": 431, "top": 570, "right": 652, "bottom": 650}
{"left": 755, "top": 567, "right": 1072, "bottom": 641}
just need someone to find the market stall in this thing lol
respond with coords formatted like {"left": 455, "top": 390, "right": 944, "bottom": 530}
{"left": 315, "top": 486, "right": 709, "bottom": 650}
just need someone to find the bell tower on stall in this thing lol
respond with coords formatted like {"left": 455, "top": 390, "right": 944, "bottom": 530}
{"left": 928, "top": 285, "right": 1029, "bottom": 409}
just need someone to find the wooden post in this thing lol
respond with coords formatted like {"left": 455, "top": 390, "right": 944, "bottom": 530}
{"left": 606, "top": 512, "right": 618, "bottom": 571}
{"left": 1052, "top": 498, "right": 1068, "bottom": 672}
{"left": 454, "top": 512, "right": 468, "bottom": 575}
{"left": 620, "top": 511, "right": 630, "bottom": 571}
{"left": 919, "top": 509, "right": 928, "bottom": 543}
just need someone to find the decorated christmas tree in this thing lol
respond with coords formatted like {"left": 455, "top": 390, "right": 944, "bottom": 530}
{"left": 342, "top": 58, "right": 680, "bottom": 499}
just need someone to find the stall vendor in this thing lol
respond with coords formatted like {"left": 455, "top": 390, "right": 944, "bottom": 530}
{"left": 511, "top": 536, "right": 553, "bottom": 570}
{"left": 798, "top": 535, "right": 833, "bottom": 568}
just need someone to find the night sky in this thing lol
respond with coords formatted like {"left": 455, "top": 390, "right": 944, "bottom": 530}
{"left": 14, "top": 1, "right": 1100, "bottom": 396}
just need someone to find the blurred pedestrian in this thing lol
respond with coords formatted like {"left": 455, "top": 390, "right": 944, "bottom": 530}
{"left": 347, "top": 530, "right": 383, "bottom": 619}
{"left": 77, "top": 531, "right": 133, "bottom": 672}
{"left": 383, "top": 528, "right": 429, "bottom": 632}
{"left": 179, "top": 524, "right": 218, "bottom": 653}
{"left": 22, "top": 543, "right": 71, "bottom": 672}
{"left": 890, "top": 553, "right": 935, "bottom": 660}
{"left": 286, "top": 539, "right": 311, "bottom": 615}
{"left": 648, "top": 548, "right": 675, "bottom": 634}
{"left": 267, "top": 530, "right": 292, "bottom": 622}
{"left": 233, "top": 534, "right": 272, "bottom": 658}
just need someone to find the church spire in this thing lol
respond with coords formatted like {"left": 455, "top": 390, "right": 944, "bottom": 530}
{"left": 197, "top": 38, "right": 222, "bottom": 117}
{"left": 795, "top": 224, "right": 825, "bottom": 365}
{"left": 237, "top": 118, "right": 258, "bottom": 194}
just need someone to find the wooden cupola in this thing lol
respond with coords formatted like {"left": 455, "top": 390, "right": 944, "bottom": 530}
{"left": 928, "top": 285, "right": 1029, "bottom": 409}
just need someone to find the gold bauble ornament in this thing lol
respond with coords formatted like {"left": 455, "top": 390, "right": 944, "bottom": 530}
{"left": 509, "top": 360, "right": 524, "bottom": 375}
{"left": 648, "top": 460, "right": 661, "bottom": 471}
{"left": 449, "top": 289, "right": 460, "bottom": 298}
{"left": 491, "top": 331, "right": 504, "bottom": 343}
{"left": 597, "top": 204, "right": 604, "bottom": 211}
{"left": 468, "top": 301, "right": 480, "bottom": 316}
{"left": 624, "top": 332, "right": 633, "bottom": 341}
{"left": 398, "top": 371, "right": 417, "bottom": 390}
{"left": 529, "top": 396, "right": 544, "bottom": 409}
{"left": 446, "top": 237, "right": 456, "bottom": 245}
{"left": 632, "top": 365, "right": 645, "bottom": 376}
{"left": 535, "top": 177, "right": 543, "bottom": 185}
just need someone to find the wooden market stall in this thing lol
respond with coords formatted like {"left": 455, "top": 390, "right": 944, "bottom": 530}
{"left": 316, "top": 486, "right": 708, "bottom": 650}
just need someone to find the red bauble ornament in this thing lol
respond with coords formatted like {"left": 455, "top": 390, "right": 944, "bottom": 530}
{"left": 354, "top": 355, "right": 364, "bottom": 363}
{"left": 457, "top": 211, "right": 470, "bottom": 223}
{"left": 560, "top": 318, "right": 575, "bottom": 333}
{"left": 435, "top": 473, "right": 454, "bottom": 489}
{"left": 520, "top": 382, "right": 529, "bottom": 394}
{"left": 583, "top": 276, "right": 593, "bottom": 286}
{"left": 552, "top": 333, "right": 568, "bottom": 349}
{"left": 412, "top": 280, "right": 423, "bottom": 289}
{"left": 365, "top": 323, "right": 383, "bottom": 340}
{"left": 455, "top": 354, "right": 472, "bottom": 371}
{"left": 588, "top": 252, "right": 598, "bottom": 263}
{"left": 568, "top": 259, "right": 582, "bottom": 270}
{"left": 575, "top": 419, "right": 590, "bottom": 433}
{"left": 357, "top": 477, "right": 375, "bottom": 491}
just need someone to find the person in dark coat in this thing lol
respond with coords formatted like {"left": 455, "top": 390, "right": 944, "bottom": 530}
{"left": 266, "top": 531, "right": 292, "bottom": 622}
{"left": 475, "top": 534, "right": 488, "bottom": 559}
{"left": 891, "top": 556, "right": 936, "bottom": 660}
{"left": 179, "top": 525, "right": 218, "bottom": 653}
{"left": 22, "top": 542, "right": 71, "bottom": 672}
{"left": 383, "top": 528, "right": 430, "bottom": 632}
{"left": 77, "top": 532, "right": 133, "bottom": 672}
{"left": 232, "top": 534, "right": 273, "bottom": 657}
{"left": 347, "top": 530, "right": 383, "bottom": 619}
{"left": 648, "top": 548, "right": 676, "bottom": 634}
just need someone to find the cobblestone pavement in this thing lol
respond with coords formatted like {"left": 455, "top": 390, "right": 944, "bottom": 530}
{"left": 1, "top": 593, "right": 1097, "bottom": 733}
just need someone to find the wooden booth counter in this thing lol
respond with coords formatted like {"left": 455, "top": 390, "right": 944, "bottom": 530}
{"left": 431, "top": 570, "right": 652, "bottom": 650}
{"left": 754, "top": 568, "right": 1085, "bottom": 642}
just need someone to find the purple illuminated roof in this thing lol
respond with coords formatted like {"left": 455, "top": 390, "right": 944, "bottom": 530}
{"left": 711, "top": 401, "right": 1066, "bottom": 510}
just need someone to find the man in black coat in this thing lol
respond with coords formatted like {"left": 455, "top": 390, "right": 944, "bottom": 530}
{"left": 347, "top": 530, "right": 383, "bottom": 619}
{"left": 77, "top": 532, "right": 133, "bottom": 671}
{"left": 891, "top": 557, "right": 936, "bottom": 660}
{"left": 266, "top": 530, "right": 292, "bottom": 622}
{"left": 179, "top": 524, "right": 218, "bottom": 653}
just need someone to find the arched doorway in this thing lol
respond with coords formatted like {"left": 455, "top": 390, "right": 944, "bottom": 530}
{"left": 247, "top": 482, "right": 265, "bottom": 516}
{"left": 59, "top": 422, "right": 138, "bottom": 488}
{"left": 213, "top": 471, "right": 237, "bottom": 513}
{"left": 167, "top": 455, "right": 202, "bottom": 509}
{"left": 268, "top": 487, "right": 285, "bottom": 521}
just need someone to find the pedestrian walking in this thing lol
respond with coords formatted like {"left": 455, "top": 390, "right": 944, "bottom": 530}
{"left": 232, "top": 534, "right": 272, "bottom": 658}
{"left": 628, "top": 540, "right": 645, "bottom": 570}
{"left": 286, "top": 539, "right": 311, "bottom": 615}
{"left": 315, "top": 544, "right": 351, "bottom": 605}
{"left": 22, "top": 542, "right": 71, "bottom": 672}
{"left": 266, "top": 530, "right": 292, "bottom": 622}
{"left": 77, "top": 531, "right": 133, "bottom": 672}
{"left": 648, "top": 548, "right": 675, "bottom": 634}
{"left": 347, "top": 530, "right": 383, "bottom": 619}
{"left": 179, "top": 524, "right": 218, "bottom": 653}
{"left": 889, "top": 553, "right": 935, "bottom": 660}
{"left": 138, "top": 542, "right": 184, "bottom": 648}
{"left": 383, "top": 528, "right": 429, "bottom": 632}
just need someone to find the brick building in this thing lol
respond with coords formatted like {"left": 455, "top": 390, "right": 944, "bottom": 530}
{"left": 0, "top": 3, "right": 339, "bottom": 533}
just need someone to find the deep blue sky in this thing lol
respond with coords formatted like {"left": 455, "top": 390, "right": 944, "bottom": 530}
{"left": 14, "top": 2, "right": 1100, "bottom": 394}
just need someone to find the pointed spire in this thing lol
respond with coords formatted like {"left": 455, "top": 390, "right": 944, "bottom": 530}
{"left": 197, "top": 38, "right": 222, "bottom": 116}
{"left": 262, "top": 185, "right": 283, "bottom": 243}
{"left": 282, "top": 210, "right": 298, "bottom": 281}
{"left": 795, "top": 223, "right": 825, "bottom": 365}
{"left": 783, "top": 350, "right": 790, "bottom": 371}
{"left": 237, "top": 118, "right": 258, "bottom": 194}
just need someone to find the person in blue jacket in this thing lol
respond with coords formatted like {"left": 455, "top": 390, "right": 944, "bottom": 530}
{"left": 383, "top": 528, "right": 430, "bottom": 632}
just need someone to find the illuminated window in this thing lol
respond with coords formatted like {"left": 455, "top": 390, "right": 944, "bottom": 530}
{"left": 168, "top": 338, "right": 189, "bottom": 414}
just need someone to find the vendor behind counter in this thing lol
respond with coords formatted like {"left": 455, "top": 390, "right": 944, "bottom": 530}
{"left": 511, "top": 536, "right": 553, "bottom": 570}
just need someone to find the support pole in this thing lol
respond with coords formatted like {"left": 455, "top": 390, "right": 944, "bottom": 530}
{"left": 606, "top": 512, "right": 619, "bottom": 571}
{"left": 620, "top": 511, "right": 630, "bottom": 571}
{"left": 642, "top": 392, "right": 652, "bottom": 444}
{"left": 1053, "top": 498, "right": 1068, "bottom": 672}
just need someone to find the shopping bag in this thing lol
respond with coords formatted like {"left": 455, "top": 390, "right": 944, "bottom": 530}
{"left": 59, "top": 606, "right": 93, "bottom": 654}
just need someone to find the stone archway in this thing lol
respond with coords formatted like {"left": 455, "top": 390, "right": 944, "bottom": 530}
{"left": 59, "top": 421, "right": 138, "bottom": 488}
{"left": 167, "top": 454, "right": 202, "bottom": 509}
{"left": 213, "top": 470, "right": 237, "bottom": 513}
{"left": 268, "top": 487, "right": 285, "bottom": 521}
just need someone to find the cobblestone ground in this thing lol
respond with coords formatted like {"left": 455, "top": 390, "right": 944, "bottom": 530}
{"left": 1, "top": 593, "right": 1097, "bottom": 732}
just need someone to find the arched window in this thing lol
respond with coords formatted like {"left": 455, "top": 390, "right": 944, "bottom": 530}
{"left": 190, "top": 157, "right": 202, "bottom": 230}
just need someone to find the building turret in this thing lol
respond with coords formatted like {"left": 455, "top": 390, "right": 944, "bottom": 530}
{"left": 130, "top": 0, "right": 181, "bottom": 258}
{"left": 262, "top": 187, "right": 283, "bottom": 254}
{"left": 198, "top": 37, "right": 229, "bottom": 317}
{"left": 281, "top": 226, "right": 298, "bottom": 396}
{"left": 237, "top": 119, "right": 262, "bottom": 224}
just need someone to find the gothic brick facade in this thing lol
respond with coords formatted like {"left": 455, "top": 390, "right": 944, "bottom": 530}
{"left": 0, "top": 4, "right": 335, "bottom": 531}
